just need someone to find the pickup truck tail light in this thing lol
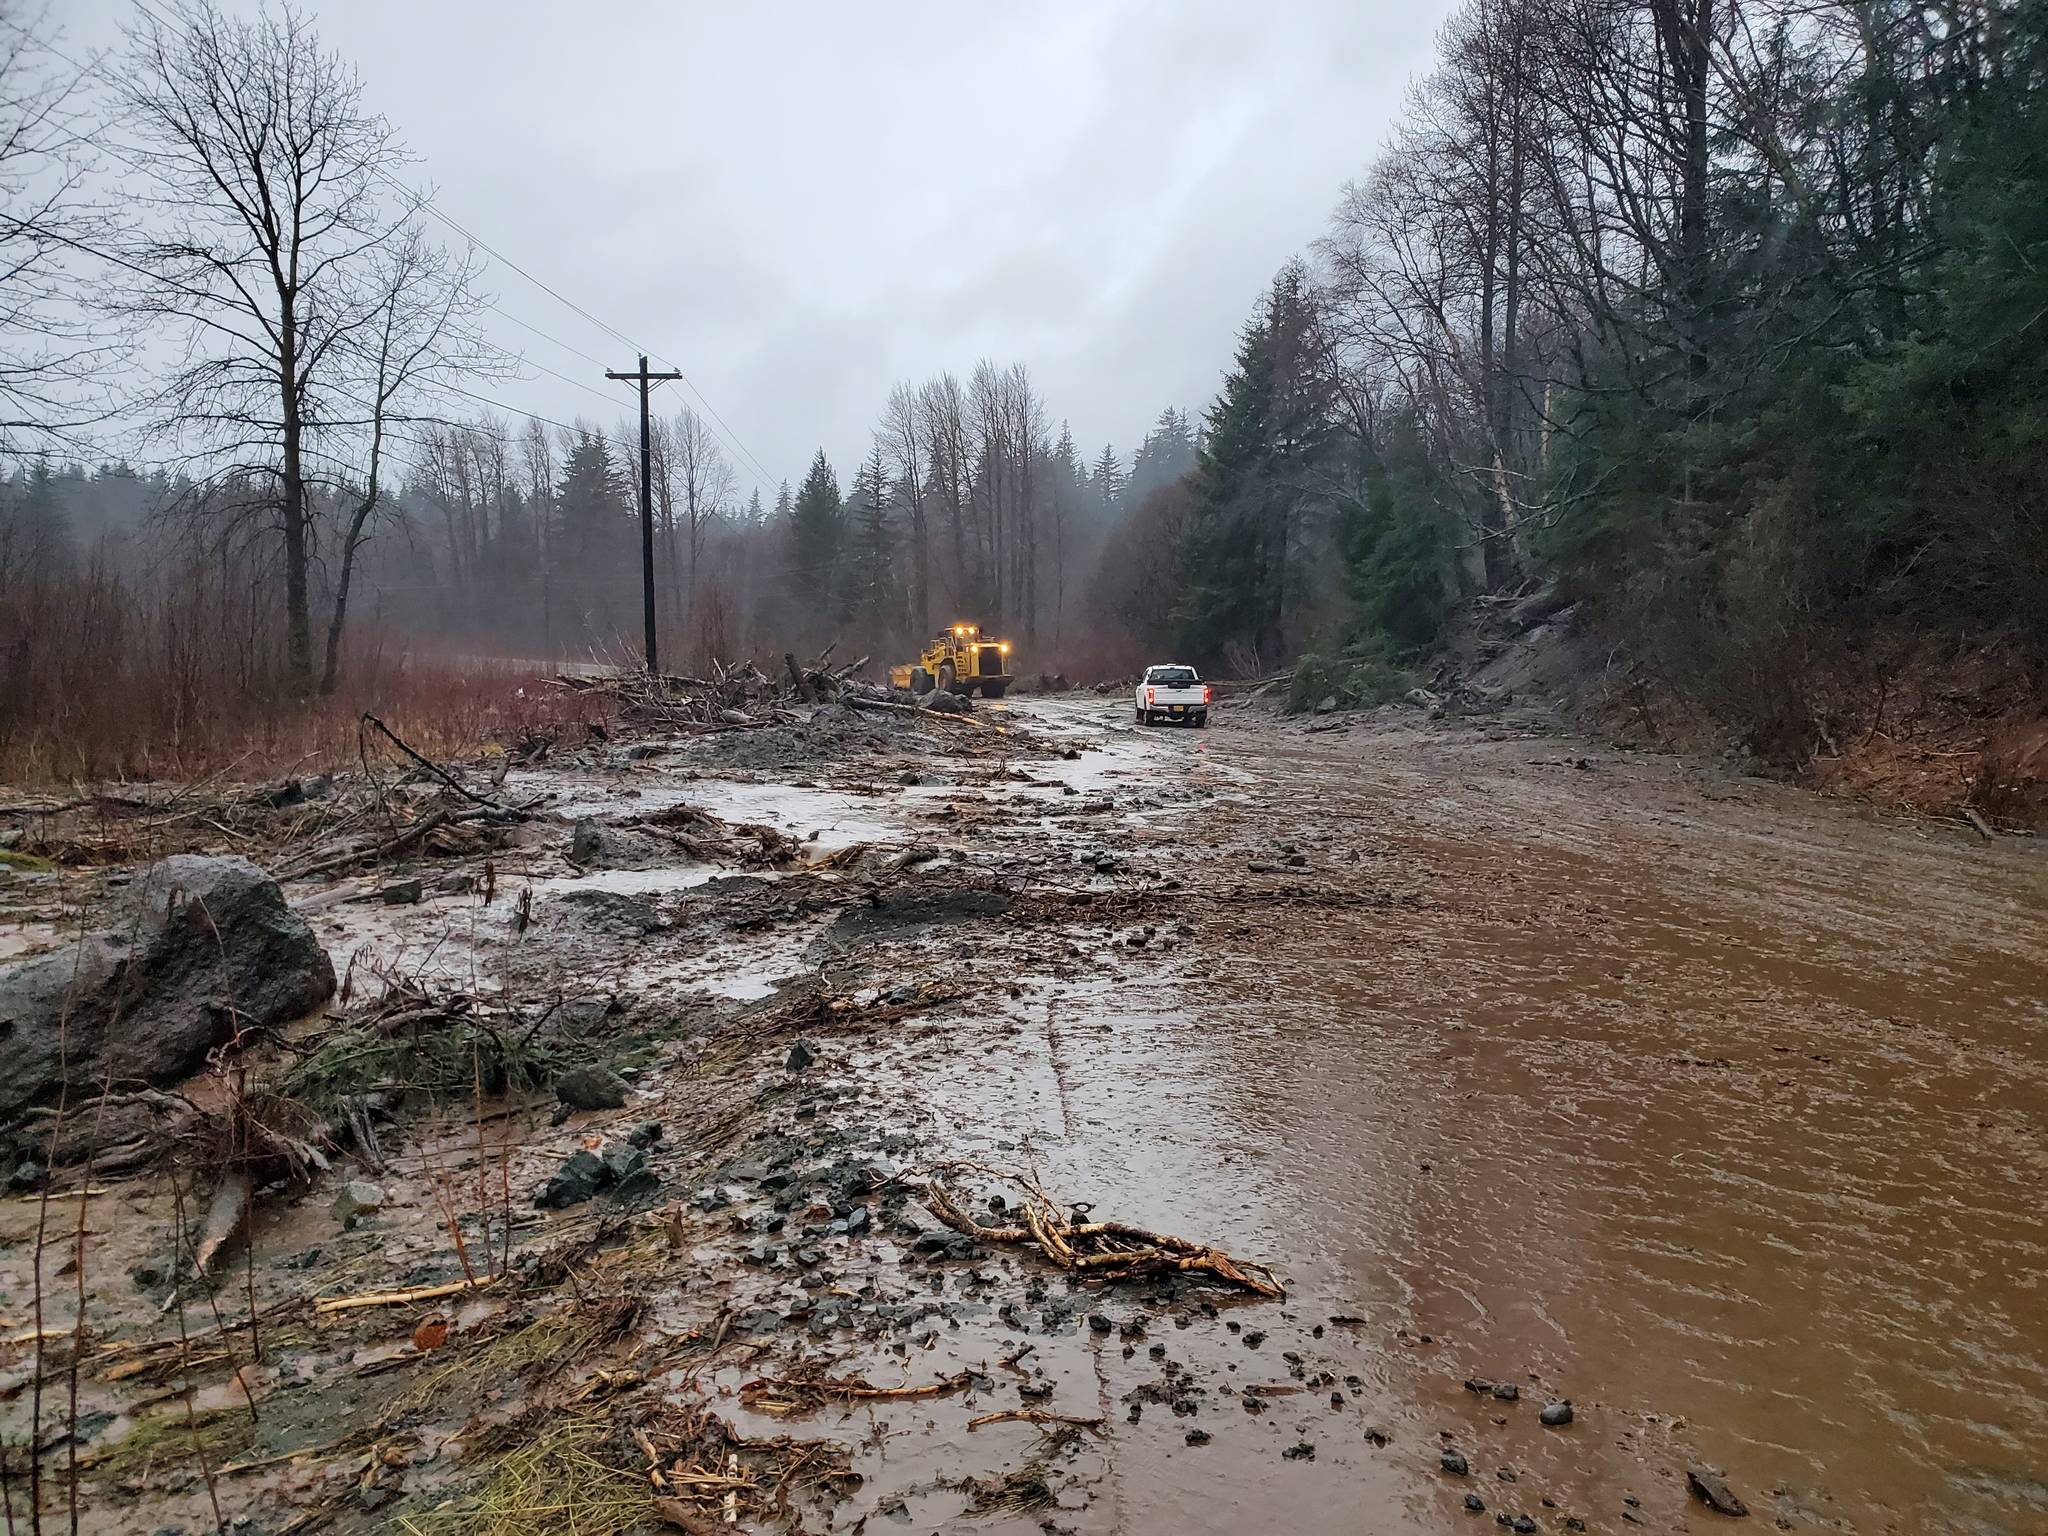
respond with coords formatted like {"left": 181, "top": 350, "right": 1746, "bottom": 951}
{"left": 1145, "top": 688, "right": 1156, "bottom": 704}
{"left": 1203, "top": 685, "right": 1213, "bottom": 704}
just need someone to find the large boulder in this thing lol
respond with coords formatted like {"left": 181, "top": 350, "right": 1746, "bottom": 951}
{"left": 569, "top": 817, "right": 674, "bottom": 870}
{"left": 0, "top": 855, "right": 334, "bottom": 1128}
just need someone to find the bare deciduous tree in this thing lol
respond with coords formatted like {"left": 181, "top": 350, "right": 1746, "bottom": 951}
{"left": 879, "top": 381, "right": 931, "bottom": 637}
{"left": 665, "top": 405, "right": 734, "bottom": 624}
{"left": 0, "top": 1, "right": 108, "bottom": 455}
{"left": 320, "top": 228, "right": 488, "bottom": 692}
{"left": 109, "top": 0, "right": 484, "bottom": 692}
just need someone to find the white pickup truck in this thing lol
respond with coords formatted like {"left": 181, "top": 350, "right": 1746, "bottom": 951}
{"left": 1135, "top": 664, "right": 1211, "bottom": 727}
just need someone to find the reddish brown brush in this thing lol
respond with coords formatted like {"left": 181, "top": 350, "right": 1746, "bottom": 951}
{"left": 0, "top": 559, "right": 607, "bottom": 786}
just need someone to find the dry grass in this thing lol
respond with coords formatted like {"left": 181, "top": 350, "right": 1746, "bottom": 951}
{"left": 394, "top": 1408, "right": 648, "bottom": 1536}
{"left": 0, "top": 649, "right": 604, "bottom": 786}
{"left": 79, "top": 1403, "right": 256, "bottom": 1486}
{"left": 379, "top": 1299, "right": 642, "bottom": 1428}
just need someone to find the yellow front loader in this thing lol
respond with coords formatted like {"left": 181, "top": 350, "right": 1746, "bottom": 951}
{"left": 888, "top": 623, "right": 1014, "bottom": 698}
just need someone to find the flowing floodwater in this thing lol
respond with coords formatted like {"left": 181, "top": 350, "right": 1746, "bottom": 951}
{"left": 870, "top": 700, "right": 2048, "bottom": 1533}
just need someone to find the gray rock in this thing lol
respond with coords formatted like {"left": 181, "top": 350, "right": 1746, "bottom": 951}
{"left": 1686, "top": 1468, "right": 1748, "bottom": 1517}
{"left": 1540, "top": 1400, "right": 1573, "bottom": 1427}
{"left": 379, "top": 879, "right": 424, "bottom": 905}
{"left": 553, "top": 888, "right": 667, "bottom": 935}
{"left": 922, "top": 689, "right": 970, "bottom": 715}
{"left": 567, "top": 818, "right": 672, "bottom": 870}
{"left": 569, "top": 819, "right": 608, "bottom": 865}
{"left": 1441, "top": 1450, "right": 1470, "bottom": 1476}
{"left": 626, "top": 1120, "right": 663, "bottom": 1148}
{"left": 1464, "top": 1493, "right": 1486, "bottom": 1513}
{"left": 554, "top": 1065, "right": 629, "bottom": 1111}
{"left": 535, "top": 1149, "right": 606, "bottom": 1208}
{"left": 330, "top": 1180, "right": 385, "bottom": 1223}
{"left": 786, "top": 1039, "right": 817, "bottom": 1073}
{"left": 600, "top": 1141, "right": 647, "bottom": 1185}
{"left": 261, "top": 778, "right": 307, "bottom": 808}
{"left": 0, "top": 856, "right": 334, "bottom": 1133}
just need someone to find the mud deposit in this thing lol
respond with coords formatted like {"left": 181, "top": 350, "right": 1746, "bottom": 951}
{"left": 3, "top": 695, "right": 2043, "bottom": 1535}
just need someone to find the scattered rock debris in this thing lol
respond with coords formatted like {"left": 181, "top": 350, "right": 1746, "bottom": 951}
{"left": 1687, "top": 1467, "right": 1750, "bottom": 1517}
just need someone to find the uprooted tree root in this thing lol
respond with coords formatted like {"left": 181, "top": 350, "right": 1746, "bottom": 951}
{"left": 922, "top": 1164, "right": 1285, "bottom": 1299}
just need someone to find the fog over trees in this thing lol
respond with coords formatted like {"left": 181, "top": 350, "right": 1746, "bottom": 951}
{"left": 2, "top": 0, "right": 2043, "bottom": 771}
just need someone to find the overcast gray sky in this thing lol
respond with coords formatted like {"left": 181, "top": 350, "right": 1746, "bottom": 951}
{"left": 66, "top": 0, "right": 1451, "bottom": 497}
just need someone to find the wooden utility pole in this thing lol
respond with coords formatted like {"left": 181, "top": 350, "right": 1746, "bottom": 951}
{"left": 606, "top": 354, "right": 683, "bottom": 674}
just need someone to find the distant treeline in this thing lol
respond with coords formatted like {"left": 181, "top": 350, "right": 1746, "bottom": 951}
{"left": 2, "top": 0, "right": 2043, "bottom": 775}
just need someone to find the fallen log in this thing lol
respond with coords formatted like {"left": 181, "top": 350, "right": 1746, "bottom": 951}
{"left": 360, "top": 714, "right": 503, "bottom": 809}
{"left": 312, "top": 1274, "right": 498, "bottom": 1315}
{"left": 967, "top": 1409, "right": 1105, "bottom": 1432}
{"left": 841, "top": 695, "right": 992, "bottom": 730}
{"left": 738, "top": 1369, "right": 974, "bottom": 1415}
{"left": 192, "top": 1171, "right": 251, "bottom": 1276}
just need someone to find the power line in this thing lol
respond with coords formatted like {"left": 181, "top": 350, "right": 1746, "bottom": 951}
{"left": 434, "top": 384, "right": 579, "bottom": 437}
{"left": 642, "top": 356, "right": 778, "bottom": 489}
{"left": 92, "top": 0, "right": 782, "bottom": 495}
{"left": 486, "top": 305, "right": 608, "bottom": 371}
{"left": 367, "top": 171, "right": 780, "bottom": 489}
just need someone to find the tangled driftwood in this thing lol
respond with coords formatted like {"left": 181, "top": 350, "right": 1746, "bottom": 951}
{"left": 923, "top": 1164, "right": 1284, "bottom": 1299}
{"left": 738, "top": 1369, "right": 974, "bottom": 1416}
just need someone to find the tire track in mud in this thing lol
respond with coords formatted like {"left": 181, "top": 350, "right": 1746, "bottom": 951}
{"left": 1041, "top": 997, "right": 1077, "bottom": 1141}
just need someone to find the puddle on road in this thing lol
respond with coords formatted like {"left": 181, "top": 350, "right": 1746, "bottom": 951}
{"left": 525, "top": 864, "right": 725, "bottom": 896}
{"left": 509, "top": 766, "right": 902, "bottom": 854}
{"left": 0, "top": 919, "right": 61, "bottom": 963}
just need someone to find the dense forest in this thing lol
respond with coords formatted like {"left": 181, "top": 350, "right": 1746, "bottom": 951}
{"left": 2, "top": 0, "right": 2042, "bottom": 778}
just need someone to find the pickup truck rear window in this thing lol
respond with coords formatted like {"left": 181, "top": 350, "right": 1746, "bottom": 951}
{"left": 1146, "top": 667, "right": 1200, "bottom": 686}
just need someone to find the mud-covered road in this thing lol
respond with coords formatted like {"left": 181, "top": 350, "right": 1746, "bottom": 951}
{"left": 5, "top": 689, "right": 2043, "bottom": 1535}
{"left": 897, "top": 696, "right": 2048, "bottom": 1534}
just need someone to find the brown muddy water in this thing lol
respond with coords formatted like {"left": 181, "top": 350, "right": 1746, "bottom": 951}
{"left": 863, "top": 698, "right": 2048, "bottom": 1534}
